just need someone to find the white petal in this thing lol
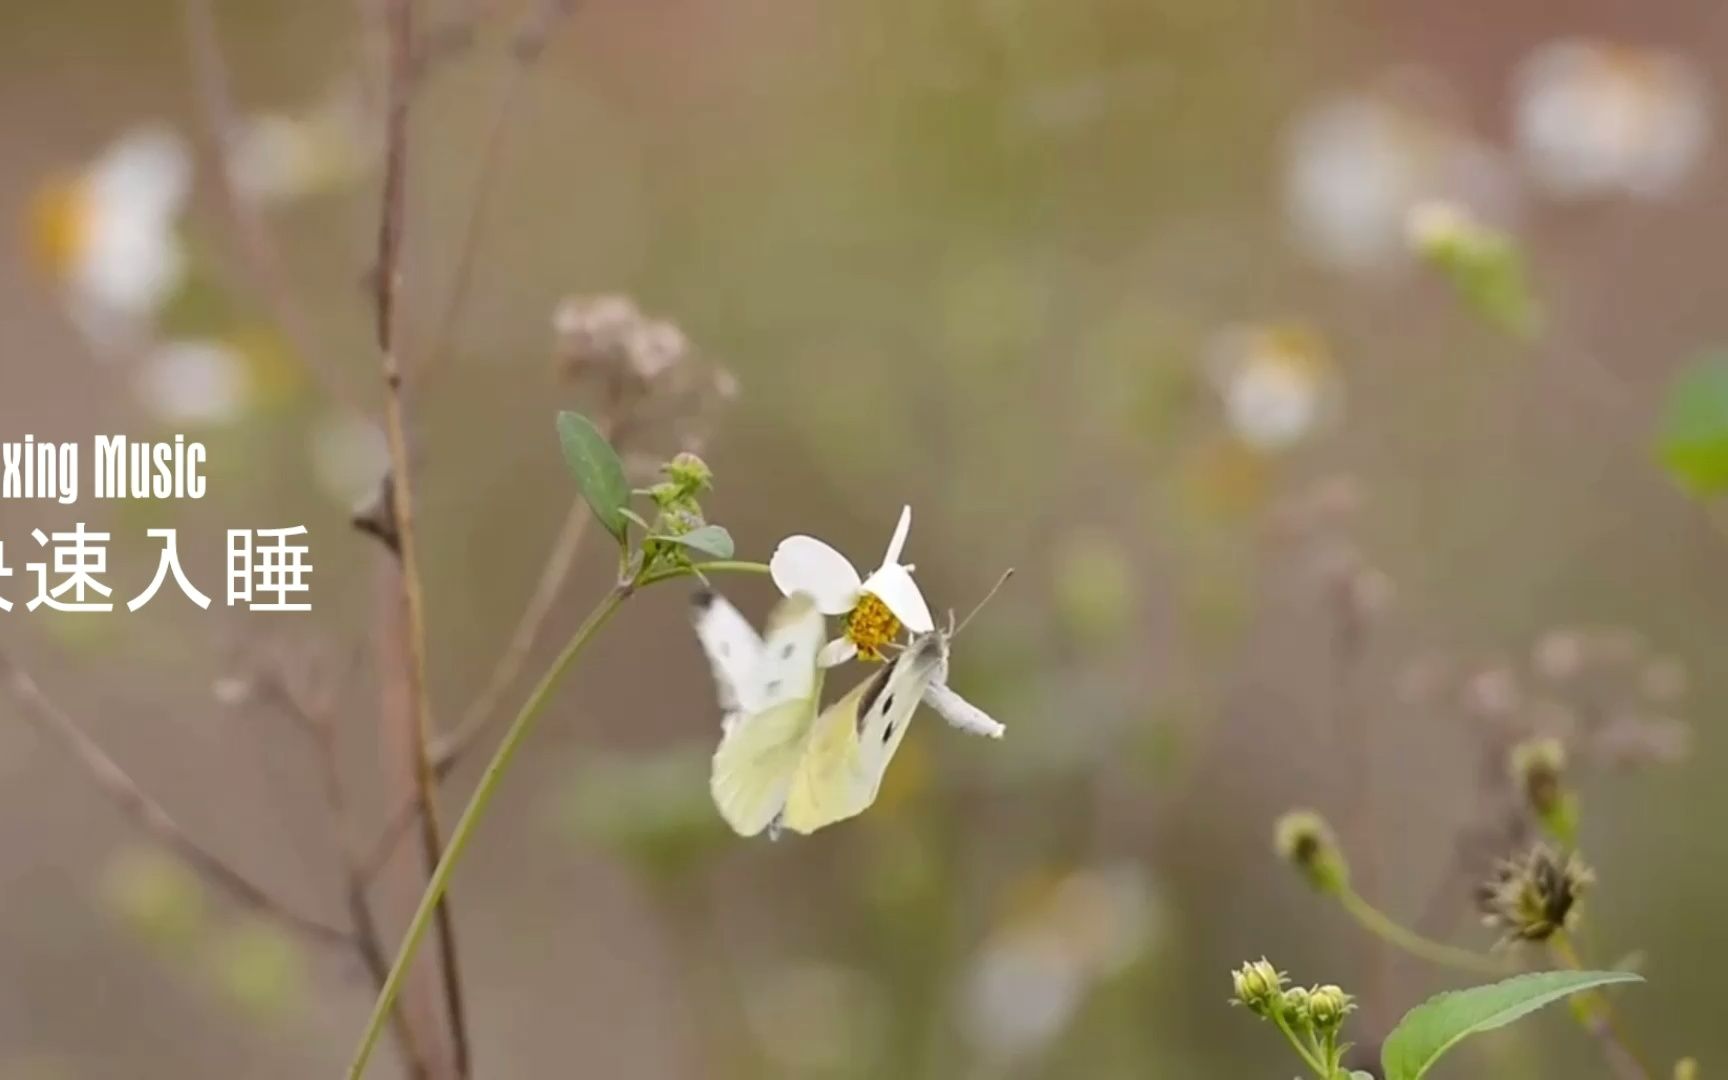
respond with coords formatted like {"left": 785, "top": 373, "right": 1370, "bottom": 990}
{"left": 817, "top": 638, "right": 858, "bottom": 668}
{"left": 770, "top": 536, "right": 862, "bottom": 614}
{"left": 881, "top": 504, "right": 913, "bottom": 568}
{"left": 924, "top": 682, "right": 1004, "bottom": 738}
{"left": 862, "top": 563, "right": 934, "bottom": 633}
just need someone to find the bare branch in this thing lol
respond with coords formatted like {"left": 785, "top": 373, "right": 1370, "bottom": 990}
{"left": 0, "top": 653, "right": 352, "bottom": 949}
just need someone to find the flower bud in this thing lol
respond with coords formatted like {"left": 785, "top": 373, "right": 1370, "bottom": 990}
{"left": 1510, "top": 737, "right": 1577, "bottom": 841}
{"left": 663, "top": 451, "right": 713, "bottom": 494}
{"left": 1274, "top": 810, "right": 1349, "bottom": 894}
{"left": 1278, "top": 986, "right": 1312, "bottom": 1032}
{"left": 1230, "top": 957, "right": 1286, "bottom": 1017}
{"left": 1306, "top": 984, "right": 1356, "bottom": 1033}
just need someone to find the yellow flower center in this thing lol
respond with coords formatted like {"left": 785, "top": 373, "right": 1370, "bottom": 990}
{"left": 845, "top": 592, "right": 902, "bottom": 662}
{"left": 27, "top": 176, "right": 90, "bottom": 281}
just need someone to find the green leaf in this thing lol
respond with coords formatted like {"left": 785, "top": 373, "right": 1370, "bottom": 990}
{"left": 1658, "top": 351, "right": 1728, "bottom": 496}
{"left": 1381, "top": 970, "right": 1642, "bottom": 1080}
{"left": 650, "top": 524, "right": 734, "bottom": 560}
{"left": 556, "top": 411, "right": 629, "bottom": 539}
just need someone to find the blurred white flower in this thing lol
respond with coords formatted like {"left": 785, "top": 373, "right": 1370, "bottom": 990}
{"left": 1514, "top": 40, "right": 1711, "bottom": 201}
{"left": 134, "top": 340, "right": 252, "bottom": 426}
{"left": 1283, "top": 75, "right": 1514, "bottom": 272}
{"left": 770, "top": 505, "right": 935, "bottom": 666}
{"left": 308, "top": 411, "right": 390, "bottom": 508}
{"left": 963, "top": 863, "right": 1160, "bottom": 1064}
{"left": 227, "top": 92, "right": 369, "bottom": 205}
{"left": 1207, "top": 325, "right": 1336, "bottom": 452}
{"left": 29, "top": 124, "right": 192, "bottom": 345}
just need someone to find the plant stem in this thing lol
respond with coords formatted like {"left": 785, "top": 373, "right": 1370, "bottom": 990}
{"left": 1551, "top": 932, "right": 1650, "bottom": 1080}
{"left": 344, "top": 558, "right": 770, "bottom": 1079}
{"left": 1271, "top": 1014, "right": 1330, "bottom": 1079}
{"left": 1336, "top": 887, "right": 1507, "bottom": 976}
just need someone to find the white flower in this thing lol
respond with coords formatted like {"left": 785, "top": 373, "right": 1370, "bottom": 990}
{"left": 1515, "top": 40, "right": 1710, "bottom": 201}
{"left": 1207, "top": 325, "right": 1336, "bottom": 452}
{"left": 308, "top": 411, "right": 390, "bottom": 508}
{"left": 227, "top": 91, "right": 369, "bottom": 205}
{"left": 1283, "top": 76, "right": 1514, "bottom": 272}
{"left": 770, "top": 505, "right": 934, "bottom": 666}
{"left": 134, "top": 340, "right": 252, "bottom": 426}
{"left": 962, "top": 863, "right": 1160, "bottom": 1064}
{"left": 30, "top": 124, "right": 192, "bottom": 347}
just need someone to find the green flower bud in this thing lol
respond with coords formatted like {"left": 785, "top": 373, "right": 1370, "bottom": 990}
{"left": 1274, "top": 810, "right": 1349, "bottom": 895}
{"left": 662, "top": 451, "right": 713, "bottom": 495}
{"left": 1278, "top": 986, "right": 1312, "bottom": 1032}
{"left": 1405, "top": 200, "right": 1539, "bottom": 340}
{"left": 1306, "top": 984, "right": 1356, "bottom": 1034}
{"left": 1510, "top": 736, "right": 1578, "bottom": 842}
{"left": 1230, "top": 957, "right": 1286, "bottom": 1017}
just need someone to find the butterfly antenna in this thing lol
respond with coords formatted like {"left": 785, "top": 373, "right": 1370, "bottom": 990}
{"left": 953, "top": 568, "right": 1015, "bottom": 638}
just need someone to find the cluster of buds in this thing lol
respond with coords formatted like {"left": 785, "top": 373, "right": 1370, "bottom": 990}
{"left": 551, "top": 294, "right": 738, "bottom": 465}
{"left": 1274, "top": 810, "right": 1350, "bottom": 895}
{"left": 645, "top": 452, "right": 714, "bottom": 539}
{"left": 1231, "top": 959, "right": 1356, "bottom": 1036}
{"left": 1476, "top": 843, "right": 1594, "bottom": 946}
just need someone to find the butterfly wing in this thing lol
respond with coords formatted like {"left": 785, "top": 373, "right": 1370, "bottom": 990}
{"left": 923, "top": 681, "right": 1005, "bottom": 738}
{"left": 708, "top": 593, "right": 826, "bottom": 837}
{"left": 691, "top": 590, "right": 766, "bottom": 731}
{"left": 780, "top": 632, "right": 947, "bottom": 835}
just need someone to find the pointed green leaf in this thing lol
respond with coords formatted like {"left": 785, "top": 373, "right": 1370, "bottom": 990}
{"left": 1381, "top": 970, "right": 1642, "bottom": 1080}
{"left": 556, "top": 411, "right": 629, "bottom": 539}
{"left": 650, "top": 524, "right": 734, "bottom": 560}
{"left": 1658, "top": 351, "right": 1728, "bottom": 496}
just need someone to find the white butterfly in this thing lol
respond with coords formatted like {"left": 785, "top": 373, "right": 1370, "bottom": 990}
{"left": 692, "top": 589, "right": 1001, "bottom": 838}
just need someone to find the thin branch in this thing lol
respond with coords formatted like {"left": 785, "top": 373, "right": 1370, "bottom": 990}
{"left": 372, "top": 0, "right": 473, "bottom": 1073}
{"left": 416, "top": 0, "right": 578, "bottom": 387}
{"left": 255, "top": 653, "right": 434, "bottom": 1080}
{"left": 0, "top": 654, "right": 352, "bottom": 949}
{"left": 176, "top": 0, "right": 356, "bottom": 411}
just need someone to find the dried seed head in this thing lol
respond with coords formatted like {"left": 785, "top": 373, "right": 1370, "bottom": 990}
{"left": 1476, "top": 844, "right": 1593, "bottom": 946}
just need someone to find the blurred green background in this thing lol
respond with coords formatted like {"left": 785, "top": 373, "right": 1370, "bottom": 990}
{"left": 1, "top": 0, "right": 1725, "bottom": 1076}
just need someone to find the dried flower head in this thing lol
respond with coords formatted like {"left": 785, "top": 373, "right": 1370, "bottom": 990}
{"left": 1476, "top": 844, "right": 1593, "bottom": 945}
{"left": 1273, "top": 810, "right": 1349, "bottom": 894}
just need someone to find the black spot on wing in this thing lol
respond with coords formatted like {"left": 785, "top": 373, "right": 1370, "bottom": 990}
{"left": 781, "top": 643, "right": 795, "bottom": 660}
{"left": 766, "top": 679, "right": 783, "bottom": 696}
{"left": 691, "top": 589, "right": 716, "bottom": 611}
{"left": 856, "top": 656, "right": 900, "bottom": 733}
{"left": 881, "top": 721, "right": 895, "bottom": 744}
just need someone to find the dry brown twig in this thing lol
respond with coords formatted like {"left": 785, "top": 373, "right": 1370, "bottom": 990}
{"left": 0, "top": 653, "right": 352, "bottom": 949}
{"left": 367, "top": 0, "right": 474, "bottom": 1074}
{"left": 175, "top": 0, "right": 357, "bottom": 411}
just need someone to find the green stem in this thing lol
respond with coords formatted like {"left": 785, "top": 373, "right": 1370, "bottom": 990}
{"left": 1272, "top": 1014, "right": 1330, "bottom": 1079}
{"left": 344, "top": 558, "right": 770, "bottom": 1078}
{"left": 1336, "top": 887, "right": 1507, "bottom": 976}
{"left": 638, "top": 559, "right": 772, "bottom": 588}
